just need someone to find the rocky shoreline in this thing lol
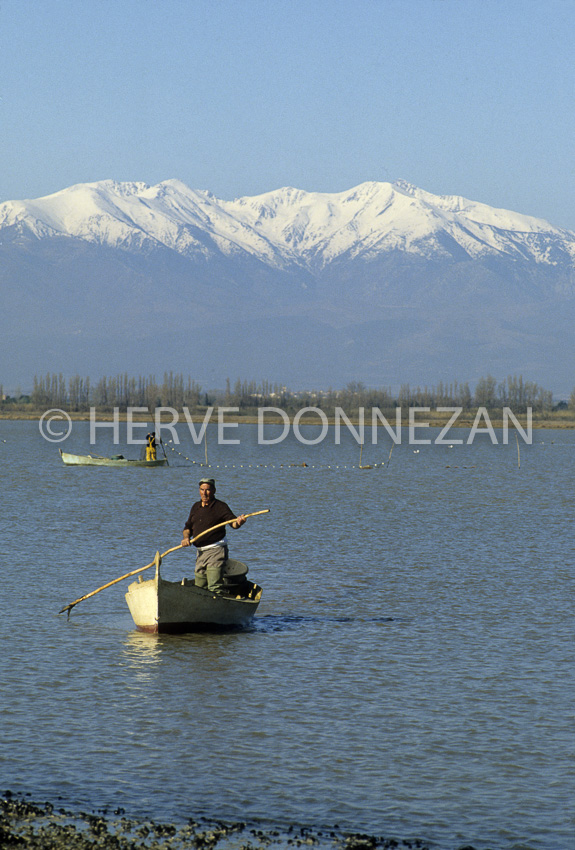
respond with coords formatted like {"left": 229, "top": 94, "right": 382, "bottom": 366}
{"left": 0, "top": 792, "right": 483, "bottom": 850}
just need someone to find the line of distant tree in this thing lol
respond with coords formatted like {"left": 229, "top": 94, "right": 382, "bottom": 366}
{"left": 0, "top": 372, "right": 559, "bottom": 414}
{"left": 3, "top": 372, "right": 203, "bottom": 412}
{"left": 254, "top": 376, "right": 553, "bottom": 415}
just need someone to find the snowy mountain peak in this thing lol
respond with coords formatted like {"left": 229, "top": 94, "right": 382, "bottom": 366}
{"left": 0, "top": 178, "right": 573, "bottom": 269}
{"left": 391, "top": 178, "right": 418, "bottom": 195}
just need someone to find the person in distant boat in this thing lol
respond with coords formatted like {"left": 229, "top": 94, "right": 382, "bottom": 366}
{"left": 146, "top": 431, "right": 157, "bottom": 461}
{"left": 181, "top": 478, "right": 247, "bottom": 593}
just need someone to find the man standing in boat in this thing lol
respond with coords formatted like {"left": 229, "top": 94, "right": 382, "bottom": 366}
{"left": 146, "top": 431, "right": 157, "bottom": 461}
{"left": 181, "top": 478, "right": 247, "bottom": 593}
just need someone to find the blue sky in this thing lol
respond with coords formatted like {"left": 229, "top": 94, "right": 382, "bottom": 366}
{"left": 1, "top": 0, "right": 574, "bottom": 228}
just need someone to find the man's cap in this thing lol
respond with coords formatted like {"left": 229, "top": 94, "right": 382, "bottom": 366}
{"left": 199, "top": 477, "right": 216, "bottom": 487}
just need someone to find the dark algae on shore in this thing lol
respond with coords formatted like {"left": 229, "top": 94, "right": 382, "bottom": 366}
{"left": 0, "top": 793, "right": 489, "bottom": 850}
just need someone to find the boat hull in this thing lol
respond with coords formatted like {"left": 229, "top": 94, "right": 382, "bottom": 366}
{"left": 125, "top": 567, "right": 261, "bottom": 633}
{"left": 59, "top": 449, "right": 167, "bottom": 467}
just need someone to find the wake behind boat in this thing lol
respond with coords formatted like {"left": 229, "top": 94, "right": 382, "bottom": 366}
{"left": 59, "top": 449, "right": 167, "bottom": 467}
{"left": 125, "top": 555, "right": 262, "bottom": 632}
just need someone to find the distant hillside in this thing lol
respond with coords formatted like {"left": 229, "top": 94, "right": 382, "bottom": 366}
{"left": 1, "top": 179, "right": 575, "bottom": 393}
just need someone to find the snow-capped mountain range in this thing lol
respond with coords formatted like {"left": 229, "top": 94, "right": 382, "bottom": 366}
{"left": 2, "top": 178, "right": 575, "bottom": 392}
{"left": 1, "top": 178, "right": 574, "bottom": 271}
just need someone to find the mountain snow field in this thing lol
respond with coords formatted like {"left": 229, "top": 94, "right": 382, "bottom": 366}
{"left": 2, "top": 178, "right": 575, "bottom": 392}
{"left": 1, "top": 178, "right": 574, "bottom": 270}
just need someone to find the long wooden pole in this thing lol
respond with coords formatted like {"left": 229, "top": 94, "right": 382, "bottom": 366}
{"left": 58, "top": 509, "right": 270, "bottom": 617}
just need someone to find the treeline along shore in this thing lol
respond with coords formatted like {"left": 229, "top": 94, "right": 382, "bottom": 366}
{"left": 1, "top": 371, "right": 573, "bottom": 427}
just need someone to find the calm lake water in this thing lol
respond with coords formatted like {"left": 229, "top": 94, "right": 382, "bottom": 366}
{"left": 1, "top": 419, "right": 574, "bottom": 850}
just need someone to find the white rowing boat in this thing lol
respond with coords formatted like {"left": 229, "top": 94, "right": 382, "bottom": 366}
{"left": 59, "top": 449, "right": 167, "bottom": 467}
{"left": 125, "top": 556, "right": 262, "bottom": 633}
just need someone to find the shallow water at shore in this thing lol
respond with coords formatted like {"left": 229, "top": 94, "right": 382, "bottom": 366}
{"left": 1, "top": 422, "right": 574, "bottom": 849}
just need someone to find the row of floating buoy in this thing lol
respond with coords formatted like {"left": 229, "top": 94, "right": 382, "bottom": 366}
{"left": 163, "top": 440, "right": 385, "bottom": 469}
{"left": 163, "top": 439, "right": 477, "bottom": 471}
